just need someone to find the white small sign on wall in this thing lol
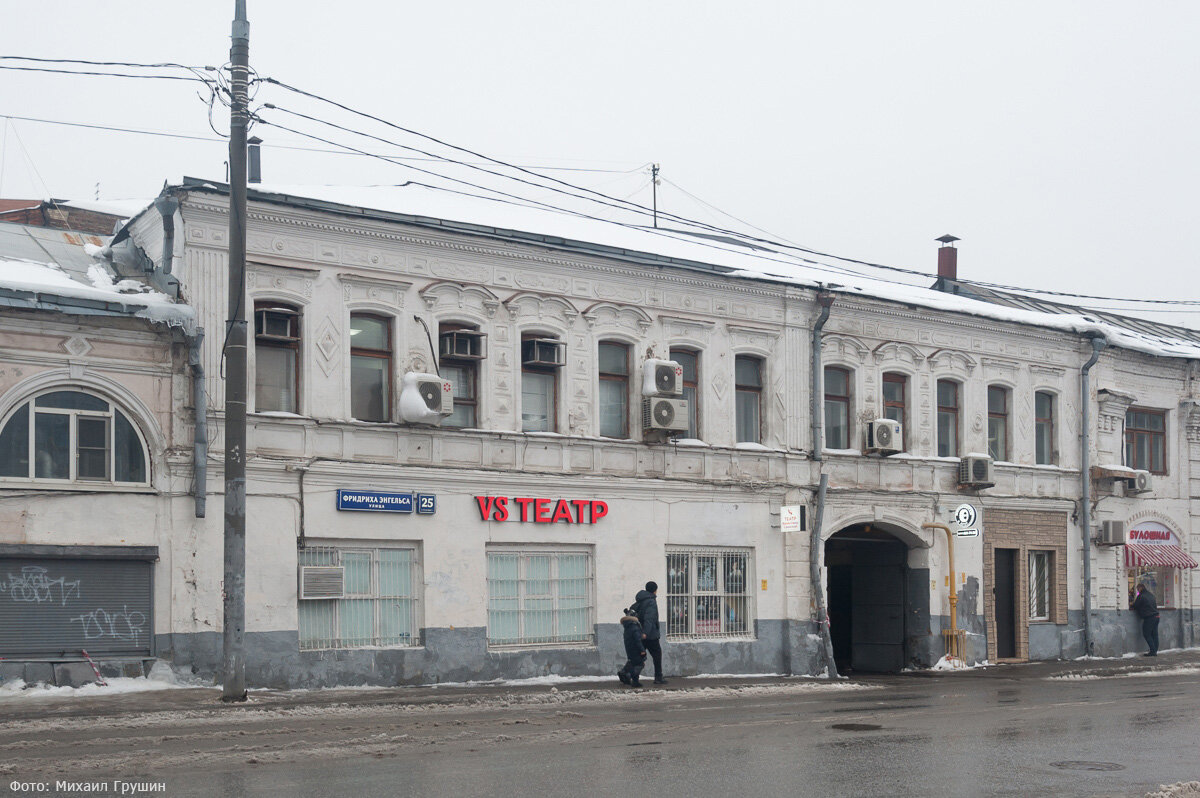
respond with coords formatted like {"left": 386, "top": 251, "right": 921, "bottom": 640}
{"left": 780, "top": 505, "right": 805, "bottom": 533}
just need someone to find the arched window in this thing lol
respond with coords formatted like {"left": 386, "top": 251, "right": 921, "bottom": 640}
{"left": 0, "top": 390, "right": 148, "bottom": 484}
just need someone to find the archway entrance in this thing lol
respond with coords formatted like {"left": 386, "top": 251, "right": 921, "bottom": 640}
{"left": 826, "top": 524, "right": 910, "bottom": 674}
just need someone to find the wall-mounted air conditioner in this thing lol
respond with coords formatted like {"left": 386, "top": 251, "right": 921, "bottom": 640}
{"left": 865, "top": 419, "right": 903, "bottom": 455}
{"left": 254, "top": 306, "right": 299, "bottom": 341}
{"left": 642, "top": 359, "right": 684, "bottom": 397}
{"left": 642, "top": 397, "right": 689, "bottom": 432}
{"left": 521, "top": 338, "right": 565, "bottom": 368}
{"left": 400, "top": 372, "right": 453, "bottom": 423}
{"left": 299, "top": 566, "right": 344, "bottom": 599}
{"left": 958, "top": 455, "right": 995, "bottom": 488}
{"left": 439, "top": 329, "right": 487, "bottom": 360}
{"left": 1097, "top": 520, "right": 1127, "bottom": 546}
{"left": 1127, "top": 470, "right": 1153, "bottom": 495}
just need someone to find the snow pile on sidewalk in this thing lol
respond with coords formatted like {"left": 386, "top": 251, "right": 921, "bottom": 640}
{"left": 1147, "top": 782, "right": 1200, "bottom": 798}
{"left": 0, "top": 661, "right": 211, "bottom": 700}
{"left": 1049, "top": 665, "right": 1200, "bottom": 681}
{"left": 929, "top": 655, "right": 989, "bottom": 671}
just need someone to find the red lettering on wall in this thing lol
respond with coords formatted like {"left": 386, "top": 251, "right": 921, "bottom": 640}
{"left": 591, "top": 501, "right": 609, "bottom": 523}
{"left": 534, "top": 498, "right": 552, "bottom": 523}
{"left": 571, "top": 500, "right": 591, "bottom": 524}
{"left": 476, "top": 496, "right": 495, "bottom": 521}
{"left": 494, "top": 496, "right": 509, "bottom": 522}
{"left": 513, "top": 497, "right": 534, "bottom": 522}
{"left": 551, "top": 499, "right": 574, "bottom": 523}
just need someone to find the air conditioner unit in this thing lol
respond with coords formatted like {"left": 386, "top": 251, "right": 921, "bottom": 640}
{"left": 1097, "top": 520, "right": 1127, "bottom": 546}
{"left": 1127, "top": 470, "right": 1153, "bottom": 494}
{"left": 865, "top": 419, "right": 903, "bottom": 455}
{"left": 400, "top": 372, "right": 453, "bottom": 423}
{"left": 521, "top": 338, "right": 565, "bottom": 368}
{"left": 642, "top": 397, "right": 689, "bottom": 432}
{"left": 439, "top": 329, "right": 486, "bottom": 360}
{"left": 254, "top": 307, "right": 299, "bottom": 341}
{"left": 642, "top": 359, "right": 684, "bottom": 397}
{"left": 958, "top": 455, "right": 995, "bottom": 488}
{"left": 299, "top": 566, "right": 344, "bottom": 599}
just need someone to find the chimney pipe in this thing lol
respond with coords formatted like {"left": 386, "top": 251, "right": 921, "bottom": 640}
{"left": 936, "top": 234, "right": 959, "bottom": 281}
{"left": 248, "top": 136, "right": 262, "bottom": 184}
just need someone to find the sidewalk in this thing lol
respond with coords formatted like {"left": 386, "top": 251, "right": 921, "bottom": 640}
{"left": 3, "top": 646, "right": 1198, "bottom": 722}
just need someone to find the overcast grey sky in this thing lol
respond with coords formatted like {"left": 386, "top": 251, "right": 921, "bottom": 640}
{"left": 2, "top": 2, "right": 1197, "bottom": 323}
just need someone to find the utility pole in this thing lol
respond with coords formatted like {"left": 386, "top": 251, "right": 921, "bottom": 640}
{"left": 222, "top": 0, "right": 250, "bottom": 703}
{"left": 651, "top": 163, "right": 660, "bottom": 228}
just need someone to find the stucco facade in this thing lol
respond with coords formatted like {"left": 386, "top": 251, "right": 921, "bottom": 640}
{"left": 1, "top": 181, "right": 1195, "bottom": 687}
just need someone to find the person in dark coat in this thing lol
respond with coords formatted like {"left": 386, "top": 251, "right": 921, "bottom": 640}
{"left": 1131, "top": 582, "right": 1160, "bottom": 657}
{"left": 617, "top": 608, "right": 646, "bottom": 687}
{"left": 632, "top": 581, "right": 666, "bottom": 684}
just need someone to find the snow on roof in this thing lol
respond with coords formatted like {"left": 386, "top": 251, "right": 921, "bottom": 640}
{"left": 176, "top": 178, "right": 1200, "bottom": 361}
{"left": 53, "top": 197, "right": 156, "bottom": 219}
{"left": 0, "top": 257, "right": 195, "bottom": 332}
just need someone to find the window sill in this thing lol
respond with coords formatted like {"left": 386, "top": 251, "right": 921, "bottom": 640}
{"left": 486, "top": 641, "right": 597, "bottom": 652}
{"left": 0, "top": 480, "right": 155, "bottom": 493}
{"left": 665, "top": 635, "right": 757, "bottom": 643}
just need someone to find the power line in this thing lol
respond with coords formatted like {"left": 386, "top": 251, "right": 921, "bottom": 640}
{"left": 0, "top": 64, "right": 212, "bottom": 83}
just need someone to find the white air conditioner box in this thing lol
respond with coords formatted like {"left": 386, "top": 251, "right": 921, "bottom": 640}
{"left": 642, "top": 359, "right": 684, "bottom": 397}
{"left": 642, "top": 397, "right": 689, "bottom": 432}
{"left": 958, "top": 455, "right": 995, "bottom": 488}
{"left": 1098, "top": 520, "right": 1127, "bottom": 546}
{"left": 865, "top": 419, "right": 903, "bottom": 455}
{"left": 400, "top": 372, "right": 453, "bottom": 423}
{"left": 299, "top": 566, "right": 344, "bottom": 599}
{"left": 1127, "top": 470, "right": 1153, "bottom": 494}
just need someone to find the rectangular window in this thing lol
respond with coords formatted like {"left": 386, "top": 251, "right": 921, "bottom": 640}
{"left": 1126, "top": 408, "right": 1166, "bottom": 474}
{"left": 735, "top": 356, "right": 763, "bottom": 443}
{"left": 882, "top": 373, "right": 907, "bottom": 449}
{"left": 1035, "top": 391, "right": 1055, "bottom": 465}
{"left": 1127, "top": 566, "right": 1176, "bottom": 609}
{"left": 254, "top": 303, "right": 300, "bottom": 413}
{"left": 937, "top": 380, "right": 959, "bottom": 458}
{"left": 522, "top": 334, "right": 561, "bottom": 432}
{"left": 298, "top": 545, "right": 422, "bottom": 650}
{"left": 1029, "top": 550, "right": 1051, "bottom": 621}
{"left": 350, "top": 314, "right": 391, "bottom": 422}
{"left": 486, "top": 548, "right": 595, "bottom": 647}
{"left": 665, "top": 547, "right": 754, "bottom": 640}
{"left": 823, "top": 366, "right": 850, "bottom": 450}
{"left": 598, "top": 342, "right": 630, "bottom": 438}
{"left": 670, "top": 349, "right": 701, "bottom": 439}
{"left": 988, "top": 385, "right": 1009, "bottom": 462}
{"left": 439, "top": 323, "right": 482, "bottom": 429}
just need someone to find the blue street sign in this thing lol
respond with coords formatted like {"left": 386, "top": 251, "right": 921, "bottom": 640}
{"left": 416, "top": 494, "right": 437, "bottom": 515}
{"left": 336, "top": 489, "right": 414, "bottom": 513}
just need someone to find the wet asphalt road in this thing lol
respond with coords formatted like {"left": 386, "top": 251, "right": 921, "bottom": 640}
{"left": 3, "top": 653, "right": 1199, "bottom": 798}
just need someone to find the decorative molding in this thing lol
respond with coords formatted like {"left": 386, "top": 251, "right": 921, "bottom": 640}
{"left": 419, "top": 281, "right": 500, "bottom": 318}
{"left": 62, "top": 335, "right": 92, "bottom": 357}
{"left": 246, "top": 263, "right": 315, "bottom": 300}
{"left": 1181, "top": 399, "right": 1200, "bottom": 443}
{"left": 1097, "top": 388, "right": 1136, "bottom": 422}
{"left": 339, "top": 274, "right": 411, "bottom": 309}
{"left": 821, "top": 333, "right": 870, "bottom": 364}
{"left": 503, "top": 291, "right": 578, "bottom": 327}
{"left": 871, "top": 341, "right": 924, "bottom": 367}
{"left": 581, "top": 302, "right": 653, "bottom": 335}
{"left": 927, "top": 348, "right": 977, "bottom": 376}
{"left": 314, "top": 317, "right": 340, "bottom": 377}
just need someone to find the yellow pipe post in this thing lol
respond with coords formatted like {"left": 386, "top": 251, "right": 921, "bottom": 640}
{"left": 922, "top": 522, "right": 962, "bottom": 661}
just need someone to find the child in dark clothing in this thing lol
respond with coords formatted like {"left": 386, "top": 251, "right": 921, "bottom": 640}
{"left": 617, "top": 608, "right": 647, "bottom": 687}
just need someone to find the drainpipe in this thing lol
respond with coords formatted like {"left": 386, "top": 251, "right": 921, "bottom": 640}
{"left": 189, "top": 329, "right": 207, "bottom": 518}
{"left": 153, "top": 194, "right": 180, "bottom": 275}
{"left": 1080, "top": 334, "right": 1106, "bottom": 656}
{"left": 809, "top": 291, "right": 837, "bottom": 677}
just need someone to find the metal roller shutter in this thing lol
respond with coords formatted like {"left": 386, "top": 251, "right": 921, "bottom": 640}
{"left": 0, "top": 557, "right": 153, "bottom": 658}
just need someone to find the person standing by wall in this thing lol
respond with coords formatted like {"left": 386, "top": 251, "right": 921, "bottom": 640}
{"left": 1131, "top": 582, "right": 1160, "bottom": 657}
{"left": 633, "top": 581, "right": 667, "bottom": 684}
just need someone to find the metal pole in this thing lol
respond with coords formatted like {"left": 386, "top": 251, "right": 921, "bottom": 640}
{"left": 222, "top": 0, "right": 250, "bottom": 703}
{"left": 651, "top": 164, "right": 659, "bottom": 228}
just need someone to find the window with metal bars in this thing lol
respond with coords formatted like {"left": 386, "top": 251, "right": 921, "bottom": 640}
{"left": 486, "top": 547, "right": 595, "bottom": 647}
{"left": 665, "top": 547, "right": 755, "bottom": 640}
{"left": 1028, "top": 550, "right": 1051, "bottom": 621}
{"left": 297, "top": 545, "right": 422, "bottom": 650}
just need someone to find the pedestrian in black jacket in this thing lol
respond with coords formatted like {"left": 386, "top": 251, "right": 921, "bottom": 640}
{"left": 1131, "top": 583, "right": 1160, "bottom": 656}
{"left": 617, "top": 608, "right": 647, "bottom": 687}
{"left": 632, "top": 581, "right": 667, "bottom": 684}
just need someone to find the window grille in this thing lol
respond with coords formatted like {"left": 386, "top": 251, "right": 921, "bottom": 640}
{"left": 486, "top": 548, "right": 595, "bottom": 647}
{"left": 665, "top": 547, "right": 755, "bottom": 640}
{"left": 297, "top": 545, "right": 422, "bottom": 650}
{"left": 1028, "top": 550, "right": 1050, "bottom": 621}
